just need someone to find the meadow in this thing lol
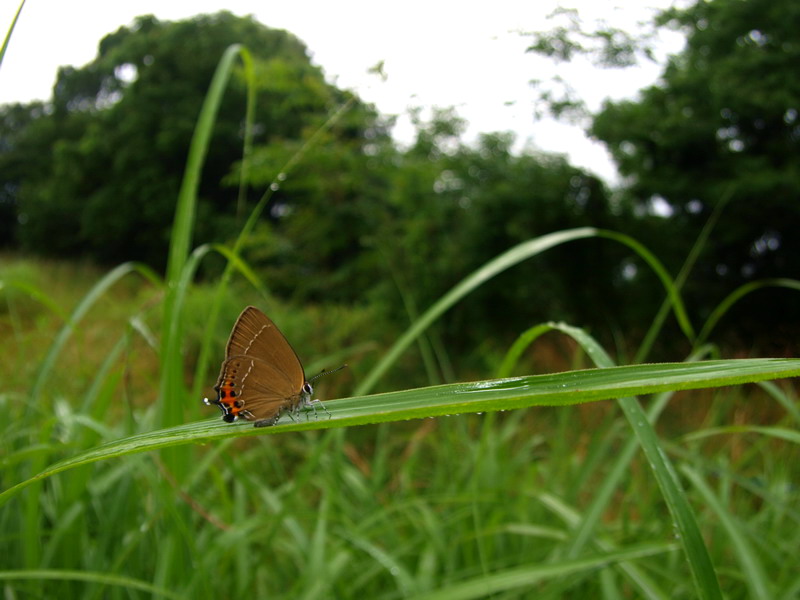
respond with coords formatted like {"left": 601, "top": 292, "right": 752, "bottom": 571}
{"left": 2, "top": 13, "right": 799, "bottom": 598}
{"left": 1, "top": 243, "right": 799, "bottom": 600}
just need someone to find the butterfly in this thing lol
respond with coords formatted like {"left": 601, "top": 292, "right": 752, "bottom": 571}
{"left": 204, "top": 306, "right": 344, "bottom": 427}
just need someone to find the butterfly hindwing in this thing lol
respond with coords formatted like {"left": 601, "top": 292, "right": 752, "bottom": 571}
{"left": 214, "top": 355, "right": 304, "bottom": 424}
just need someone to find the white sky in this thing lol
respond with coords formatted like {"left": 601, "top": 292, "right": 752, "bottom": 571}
{"left": 0, "top": 0, "right": 686, "bottom": 183}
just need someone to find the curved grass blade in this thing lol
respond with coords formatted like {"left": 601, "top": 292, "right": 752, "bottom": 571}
{"left": 0, "top": 279, "right": 67, "bottom": 321}
{"left": 634, "top": 187, "right": 733, "bottom": 362}
{"left": 499, "top": 323, "right": 725, "bottom": 598}
{"left": 497, "top": 321, "right": 614, "bottom": 378}
{"left": 758, "top": 380, "right": 800, "bottom": 424}
{"left": 357, "top": 228, "right": 599, "bottom": 395}
{"left": 695, "top": 278, "right": 800, "bottom": 348}
{"left": 0, "top": 0, "right": 25, "bottom": 69}
{"left": 683, "top": 425, "right": 800, "bottom": 445}
{"left": 595, "top": 229, "right": 695, "bottom": 346}
{"left": 358, "top": 227, "right": 691, "bottom": 395}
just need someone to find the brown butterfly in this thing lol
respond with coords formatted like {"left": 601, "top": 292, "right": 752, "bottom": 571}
{"left": 204, "top": 306, "right": 344, "bottom": 427}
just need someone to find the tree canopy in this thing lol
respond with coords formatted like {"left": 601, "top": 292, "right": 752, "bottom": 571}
{"left": 589, "top": 0, "right": 800, "bottom": 340}
{"left": 0, "top": 11, "right": 373, "bottom": 267}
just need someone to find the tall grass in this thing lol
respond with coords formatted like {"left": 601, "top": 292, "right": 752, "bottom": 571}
{"left": 1, "top": 17, "right": 800, "bottom": 598}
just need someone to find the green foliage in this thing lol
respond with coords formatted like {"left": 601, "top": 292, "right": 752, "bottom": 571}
{"left": 589, "top": 0, "right": 800, "bottom": 340}
{"left": 523, "top": 7, "right": 659, "bottom": 123}
{"left": 0, "top": 12, "right": 363, "bottom": 268}
{"left": 246, "top": 107, "right": 621, "bottom": 357}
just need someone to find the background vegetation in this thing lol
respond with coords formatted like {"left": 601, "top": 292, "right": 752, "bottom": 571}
{"left": 1, "top": 0, "right": 798, "bottom": 597}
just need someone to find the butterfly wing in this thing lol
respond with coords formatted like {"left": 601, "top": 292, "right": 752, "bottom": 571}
{"left": 212, "top": 355, "right": 303, "bottom": 425}
{"left": 225, "top": 306, "right": 306, "bottom": 388}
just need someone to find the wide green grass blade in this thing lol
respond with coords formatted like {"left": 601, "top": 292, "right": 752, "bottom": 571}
{"left": 2, "top": 358, "right": 798, "bottom": 508}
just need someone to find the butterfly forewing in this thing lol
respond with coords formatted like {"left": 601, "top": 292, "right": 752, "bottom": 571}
{"left": 225, "top": 306, "right": 305, "bottom": 389}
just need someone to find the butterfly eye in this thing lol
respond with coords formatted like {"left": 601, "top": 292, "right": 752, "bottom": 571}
{"left": 303, "top": 382, "right": 314, "bottom": 395}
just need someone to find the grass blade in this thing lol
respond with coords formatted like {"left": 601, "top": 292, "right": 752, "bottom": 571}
{"left": 682, "top": 465, "right": 773, "bottom": 599}
{"left": 0, "top": 0, "right": 25, "bottom": 69}
{"left": 2, "top": 358, "right": 798, "bottom": 508}
{"left": 617, "top": 397, "right": 723, "bottom": 600}
{"left": 357, "top": 228, "right": 599, "bottom": 395}
{"left": 160, "top": 43, "right": 251, "bottom": 431}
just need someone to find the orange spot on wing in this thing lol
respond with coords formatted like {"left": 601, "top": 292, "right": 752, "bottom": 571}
{"left": 217, "top": 381, "right": 243, "bottom": 416}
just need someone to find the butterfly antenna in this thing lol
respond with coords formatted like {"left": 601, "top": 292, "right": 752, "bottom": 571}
{"left": 308, "top": 363, "right": 348, "bottom": 383}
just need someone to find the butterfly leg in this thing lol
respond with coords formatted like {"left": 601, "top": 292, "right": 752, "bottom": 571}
{"left": 305, "top": 399, "right": 331, "bottom": 420}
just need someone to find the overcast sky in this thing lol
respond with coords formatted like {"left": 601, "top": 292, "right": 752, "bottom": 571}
{"left": 0, "top": 0, "right": 686, "bottom": 183}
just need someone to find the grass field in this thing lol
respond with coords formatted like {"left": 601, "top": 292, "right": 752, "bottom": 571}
{"left": 1, "top": 18, "right": 798, "bottom": 597}
{"left": 1, "top": 254, "right": 798, "bottom": 599}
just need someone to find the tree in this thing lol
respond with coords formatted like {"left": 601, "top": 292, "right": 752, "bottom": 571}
{"left": 360, "top": 110, "right": 616, "bottom": 356}
{"left": 590, "top": 0, "right": 800, "bottom": 341}
{"left": 0, "top": 12, "right": 370, "bottom": 268}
